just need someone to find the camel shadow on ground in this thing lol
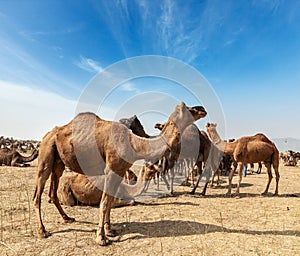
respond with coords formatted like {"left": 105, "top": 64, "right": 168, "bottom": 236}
{"left": 116, "top": 219, "right": 300, "bottom": 242}
{"left": 50, "top": 219, "right": 300, "bottom": 242}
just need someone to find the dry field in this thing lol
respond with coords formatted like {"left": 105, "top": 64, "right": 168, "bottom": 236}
{"left": 0, "top": 159, "right": 299, "bottom": 256}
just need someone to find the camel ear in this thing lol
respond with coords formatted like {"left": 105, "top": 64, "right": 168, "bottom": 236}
{"left": 178, "top": 102, "right": 186, "bottom": 118}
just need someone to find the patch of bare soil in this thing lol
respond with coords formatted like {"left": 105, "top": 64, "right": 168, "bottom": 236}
{"left": 0, "top": 160, "right": 299, "bottom": 256}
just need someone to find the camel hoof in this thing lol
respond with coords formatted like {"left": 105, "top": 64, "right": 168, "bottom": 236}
{"left": 38, "top": 230, "right": 51, "bottom": 238}
{"left": 63, "top": 217, "right": 75, "bottom": 223}
{"left": 105, "top": 229, "right": 118, "bottom": 237}
{"left": 95, "top": 236, "right": 110, "bottom": 246}
{"left": 189, "top": 191, "right": 195, "bottom": 195}
{"left": 234, "top": 194, "right": 240, "bottom": 199}
{"left": 168, "top": 192, "right": 174, "bottom": 197}
{"left": 225, "top": 192, "right": 231, "bottom": 197}
{"left": 261, "top": 192, "right": 268, "bottom": 196}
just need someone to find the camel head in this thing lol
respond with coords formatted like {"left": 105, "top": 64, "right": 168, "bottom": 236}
{"left": 169, "top": 102, "right": 207, "bottom": 132}
{"left": 206, "top": 123, "right": 217, "bottom": 140}
{"left": 154, "top": 123, "right": 165, "bottom": 131}
{"left": 143, "top": 160, "right": 163, "bottom": 180}
{"left": 187, "top": 105, "right": 207, "bottom": 121}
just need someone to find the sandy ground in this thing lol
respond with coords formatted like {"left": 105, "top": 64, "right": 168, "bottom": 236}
{"left": 0, "top": 159, "right": 299, "bottom": 256}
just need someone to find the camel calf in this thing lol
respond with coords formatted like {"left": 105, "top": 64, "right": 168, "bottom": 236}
{"left": 57, "top": 170, "right": 137, "bottom": 207}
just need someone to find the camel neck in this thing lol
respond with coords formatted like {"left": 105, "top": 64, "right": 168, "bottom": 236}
{"left": 209, "top": 129, "right": 235, "bottom": 155}
{"left": 129, "top": 121, "right": 180, "bottom": 162}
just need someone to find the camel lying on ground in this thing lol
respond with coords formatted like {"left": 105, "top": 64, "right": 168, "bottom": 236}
{"left": 0, "top": 148, "right": 38, "bottom": 166}
{"left": 206, "top": 123, "right": 280, "bottom": 197}
{"left": 33, "top": 102, "right": 207, "bottom": 246}
{"left": 58, "top": 169, "right": 147, "bottom": 207}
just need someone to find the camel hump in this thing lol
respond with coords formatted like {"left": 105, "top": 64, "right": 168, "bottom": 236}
{"left": 253, "top": 133, "right": 272, "bottom": 143}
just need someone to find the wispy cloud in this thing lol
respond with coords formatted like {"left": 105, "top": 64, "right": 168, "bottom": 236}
{"left": 119, "top": 82, "right": 140, "bottom": 93}
{"left": 224, "top": 39, "right": 235, "bottom": 47}
{"left": 75, "top": 56, "right": 103, "bottom": 73}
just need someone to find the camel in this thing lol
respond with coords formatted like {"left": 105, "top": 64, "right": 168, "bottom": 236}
{"left": 206, "top": 123, "right": 280, "bottom": 197}
{"left": 57, "top": 115, "right": 151, "bottom": 207}
{"left": 119, "top": 115, "right": 150, "bottom": 138}
{"left": 33, "top": 102, "right": 207, "bottom": 246}
{"left": 154, "top": 123, "right": 212, "bottom": 195}
{"left": 57, "top": 168, "right": 147, "bottom": 207}
{"left": 0, "top": 148, "right": 38, "bottom": 166}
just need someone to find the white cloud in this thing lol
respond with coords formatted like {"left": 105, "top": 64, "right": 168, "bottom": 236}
{"left": 0, "top": 80, "right": 122, "bottom": 140}
{"left": 0, "top": 81, "right": 77, "bottom": 140}
{"left": 119, "top": 82, "right": 140, "bottom": 93}
{"left": 75, "top": 56, "right": 103, "bottom": 73}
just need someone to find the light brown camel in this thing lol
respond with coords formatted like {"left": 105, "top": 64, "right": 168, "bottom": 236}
{"left": 57, "top": 115, "right": 151, "bottom": 207}
{"left": 33, "top": 102, "right": 207, "bottom": 246}
{"left": 0, "top": 148, "right": 39, "bottom": 166}
{"left": 57, "top": 168, "right": 151, "bottom": 207}
{"left": 206, "top": 123, "right": 280, "bottom": 197}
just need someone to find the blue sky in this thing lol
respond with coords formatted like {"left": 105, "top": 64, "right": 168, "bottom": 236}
{"left": 0, "top": 0, "right": 300, "bottom": 143}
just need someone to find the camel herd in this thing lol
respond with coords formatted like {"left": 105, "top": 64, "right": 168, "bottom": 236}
{"left": 280, "top": 150, "right": 300, "bottom": 166}
{"left": 0, "top": 136, "right": 39, "bottom": 167}
{"left": 0, "top": 102, "right": 286, "bottom": 246}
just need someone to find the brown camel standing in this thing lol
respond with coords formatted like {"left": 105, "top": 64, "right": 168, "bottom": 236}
{"left": 57, "top": 115, "right": 152, "bottom": 207}
{"left": 33, "top": 102, "right": 207, "bottom": 246}
{"left": 206, "top": 123, "right": 280, "bottom": 197}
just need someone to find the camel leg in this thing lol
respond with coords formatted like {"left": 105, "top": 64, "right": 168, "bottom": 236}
{"left": 95, "top": 168, "right": 120, "bottom": 246}
{"left": 257, "top": 162, "right": 262, "bottom": 174}
{"left": 169, "top": 167, "right": 175, "bottom": 195}
{"left": 155, "top": 172, "right": 160, "bottom": 191}
{"left": 234, "top": 163, "right": 243, "bottom": 198}
{"left": 183, "top": 158, "right": 189, "bottom": 185}
{"left": 49, "top": 160, "right": 75, "bottom": 223}
{"left": 273, "top": 165, "right": 280, "bottom": 196}
{"left": 190, "top": 161, "right": 202, "bottom": 195}
{"left": 96, "top": 192, "right": 111, "bottom": 246}
{"left": 190, "top": 175, "right": 200, "bottom": 195}
{"left": 200, "top": 182, "right": 209, "bottom": 196}
{"left": 161, "top": 172, "right": 170, "bottom": 191}
{"left": 33, "top": 162, "right": 52, "bottom": 238}
{"left": 103, "top": 196, "right": 118, "bottom": 237}
{"left": 210, "top": 170, "right": 216, "bottom": 187}
{"left": 262, "top": 163, "right": 273, "bottom": 195}
{"left": 190, "top": 158, "right": 195, "bottom": 187}
{"left": 226, "top": 165, "right": 237, "bottom": 196}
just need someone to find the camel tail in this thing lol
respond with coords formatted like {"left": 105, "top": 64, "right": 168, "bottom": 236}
{"left": 271, "top": 143, "right": 280, "bottom": 168}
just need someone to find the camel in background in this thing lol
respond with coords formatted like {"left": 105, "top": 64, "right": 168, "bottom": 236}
{"left": 0, "top": 148, "right": 38, "bottom": 167}
{"left": 154, "top": 123, "right": 212, "bottom": 195}
{"left": 206, "top": 123, "right": 280, "bottom": 197}
{"left": 33, "top": 102, "right": 207, "bottom": 246}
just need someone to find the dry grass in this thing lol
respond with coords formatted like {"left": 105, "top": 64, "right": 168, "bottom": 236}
{"left": 0, "top": 160, "right": 299, "bottom": 256}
